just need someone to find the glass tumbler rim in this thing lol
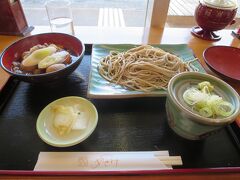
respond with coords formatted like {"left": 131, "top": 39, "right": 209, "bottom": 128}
{"left": 45, "top": 0, "right": 71, "bottom": 8}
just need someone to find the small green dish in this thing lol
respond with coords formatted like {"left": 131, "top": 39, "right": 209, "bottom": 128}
{"left": 36, "top": 96, "right": 98, "bottom": 147}
{"left": 166, "top": 72, "right": 240, "bottom": 140}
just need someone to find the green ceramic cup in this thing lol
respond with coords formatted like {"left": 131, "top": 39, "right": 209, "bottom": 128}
{"left": 166, "top": 72, "right": 240, "bottom": 140}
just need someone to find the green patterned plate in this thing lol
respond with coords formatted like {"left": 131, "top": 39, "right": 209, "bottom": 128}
{"left": 87, "top": 44, "right": 205, "bottom": 98}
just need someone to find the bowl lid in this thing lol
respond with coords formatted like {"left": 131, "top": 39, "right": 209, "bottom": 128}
{"left": 201, "top": 0, "right": 238, "bottom": 9}
{"left": 203, "top": 46, "right": 240, "bottom": 81}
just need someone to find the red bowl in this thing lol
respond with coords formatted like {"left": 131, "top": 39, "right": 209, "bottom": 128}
{"left": 203, "top": 46, "right": 240, "bottom": 81}
{"left": 0, "top": 33, "right": 85, "bottom": 83}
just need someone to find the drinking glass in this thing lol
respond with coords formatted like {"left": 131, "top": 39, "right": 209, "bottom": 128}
{"left": 45, "top": 0, "right": 75, "bottom": 35}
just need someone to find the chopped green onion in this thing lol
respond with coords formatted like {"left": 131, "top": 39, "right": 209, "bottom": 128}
{"left": 182, "top": 81, "right": 234, "bottom": 118}
{"left": 213, "top": 101, "right": 234, "bottom": 117}
{"left": 199, "top": 107, "right": 213, "bottom": 118}
{"left": 183, "top": 87, "right": 208, "bottom": 105}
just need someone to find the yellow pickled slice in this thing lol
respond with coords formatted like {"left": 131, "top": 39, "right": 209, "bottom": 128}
{"left": 52, "top": 105, "right": 77, "bottom": 136}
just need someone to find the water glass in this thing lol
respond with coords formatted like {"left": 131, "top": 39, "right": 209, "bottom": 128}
{"left": 45, "top": 0, "right": 75, "bottom": 35}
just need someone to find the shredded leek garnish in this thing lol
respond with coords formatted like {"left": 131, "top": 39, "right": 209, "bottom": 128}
{"left": 183, "top": 81, "right": 234, "bottom": 118}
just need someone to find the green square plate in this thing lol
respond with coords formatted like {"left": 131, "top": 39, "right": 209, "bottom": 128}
{"left": 87, "top": 44, "right": 205, "bottom": 98}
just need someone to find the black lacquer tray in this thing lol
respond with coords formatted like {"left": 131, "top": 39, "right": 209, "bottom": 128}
{"left": 0, "top": 44, "right": 239, "bottom": 175}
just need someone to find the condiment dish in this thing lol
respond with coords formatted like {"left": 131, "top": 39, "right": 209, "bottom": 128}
{"left": 166, "top": 72, "right": 240, "bottom": 140}
{"left": 36, "top": 96, "right": 98, "bottom": 147}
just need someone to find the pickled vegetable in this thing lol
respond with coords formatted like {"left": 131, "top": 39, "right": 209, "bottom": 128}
{"left": 52, "top": 105, "right": 76, "bottom": 136}
{"left": 52, "top": 104, "right": 88, "bottom": 136}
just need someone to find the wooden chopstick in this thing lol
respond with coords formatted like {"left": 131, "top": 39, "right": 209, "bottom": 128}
{"left": 155, "top": 156, "right": 183, "bottom": 166}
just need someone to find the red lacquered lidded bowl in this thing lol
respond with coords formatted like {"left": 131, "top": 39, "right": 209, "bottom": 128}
{"left": 0, "top": 33, "right": 85, "bottom": 83}
{"left": 191, "top": 0, "right": 238, "bottom": 41}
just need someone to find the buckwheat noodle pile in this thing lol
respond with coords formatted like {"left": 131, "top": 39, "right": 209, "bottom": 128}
{"left": 98, "top": 45, "right": 197, "bottom": 92}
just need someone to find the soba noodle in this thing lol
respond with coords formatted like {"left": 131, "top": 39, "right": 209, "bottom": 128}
{"left": 98, "top": 45, "right": 197, "bottom": 92}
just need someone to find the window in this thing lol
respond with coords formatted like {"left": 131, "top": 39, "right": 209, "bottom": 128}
{"left": 21, "top": 0, "right": 150, "bottom": 43}
{"left": 21, "top": 0, "right": 149, "bottom": 27}
{"left": 21, "top": 0, "right": 240, "bottom": 43}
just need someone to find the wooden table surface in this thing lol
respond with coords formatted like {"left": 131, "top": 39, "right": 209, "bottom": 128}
{"left": 0, "top": 27, "right": 240, "bottom": 179}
